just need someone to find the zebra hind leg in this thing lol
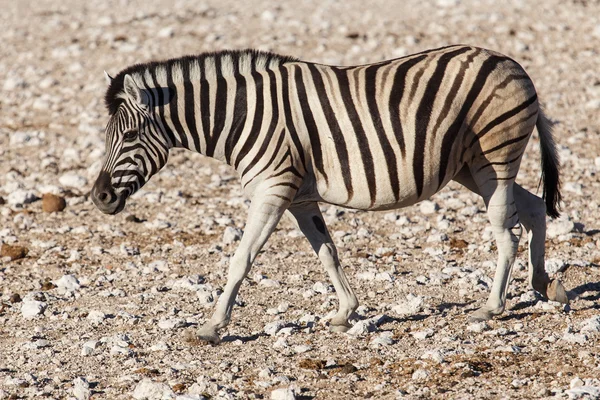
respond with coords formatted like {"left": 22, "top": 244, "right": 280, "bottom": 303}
{"left": 470, "top": 180, "right": 522, "bottom": 321}
{"left": 514, "top": 184, "right": 568, "bottom": 304}
{"left": 288, "top": 203, "right": 359, "bottom": 332}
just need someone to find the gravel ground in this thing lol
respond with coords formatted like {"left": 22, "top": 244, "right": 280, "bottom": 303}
{"left": 1, "top": 0, "right": 600, "bottom": 399}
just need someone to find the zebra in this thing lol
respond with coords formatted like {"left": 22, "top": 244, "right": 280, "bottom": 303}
{"left": 92, "top": 45, "right": 568, "bottom": 344}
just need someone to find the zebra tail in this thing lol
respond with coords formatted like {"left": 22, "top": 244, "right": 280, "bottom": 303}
{"left": 536, "top": 106, "right": 561, "bottom": 218}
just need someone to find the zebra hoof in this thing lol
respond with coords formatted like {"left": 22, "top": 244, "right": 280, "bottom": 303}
{"left": 469, "top": 306, "right": 503, "bottom": 322}
{"left": 329, "top": 323, "right": 351, "bottom": 333}
{"left": 547, "top": 279, "right": 569, "bottom": 305}
{"left": 188, "top": 325, "right": 221, "bottom": 345}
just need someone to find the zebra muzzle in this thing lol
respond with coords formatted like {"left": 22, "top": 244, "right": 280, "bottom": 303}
{"left": 91, "top": 171, "right": 126, "bottom": 215}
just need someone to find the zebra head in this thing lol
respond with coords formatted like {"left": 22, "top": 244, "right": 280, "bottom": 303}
{"left": 91, "top": 73, "right": 170, "bottom": 214}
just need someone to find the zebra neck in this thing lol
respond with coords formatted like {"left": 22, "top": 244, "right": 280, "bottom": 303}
{"left": 149, "top": 52, "right": 290, "bottom": 168}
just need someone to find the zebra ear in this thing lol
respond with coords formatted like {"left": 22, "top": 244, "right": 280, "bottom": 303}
{"left": 104, "top": 70, "right": 113, "bottom": 85}
{"left": 123, "top": 74, "right": 149, "bottom": 107}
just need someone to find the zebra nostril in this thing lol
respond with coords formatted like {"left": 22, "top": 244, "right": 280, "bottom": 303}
{"left": 98, "top": 192, "right": 109, "bottom": 202}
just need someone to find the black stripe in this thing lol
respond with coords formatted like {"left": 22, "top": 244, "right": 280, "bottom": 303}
{"left": 469, "top": 93, "right": 538, "bottom": 146}
{"left": 294, "top": 66, "right": 328, "bottom": 182}
{"left": 148, "top": 70, "right": 178, "bottom": 147}
{"left": 491, "top": 175, "right": 518, "bottom": 181}
{"left": 279, "top": 67, "right": 307, "bottom": 169}
{"left": 181, "top": 61, "right": 201, "bottom": 152}
{"left": 438, "top": 55, "right": 509, "bottom": 190}
{"left": 475, "top": 154, "right": 522, "bottom": 173}
{"left": 429, "top": 49, "right": 479, "bottom": 145}
{"left": 269, "top": 165, "right": 303, "bottom": 179}
{"left": 269, "top": 182, "right": 299, "bottom": 190}
{"left": 225, "top": 60, "right": 247, "bottom": 165}
{"left": 481, "top": 132, "right": 530, "bottom": 155}
{"left": 388, "top": 55, "right": 428, "bottom": 158}
{"left": 332, "top": 67, "right": 377, "bottom": 205}
{"left": 166, "top": 67, "right": 187, "bottom": 148}
{"left": 199, "top": 60, "right": 211, "bottom": 156}
{"left": 243, "top": 129, "right": 287, "bottom": 188}
{"left": 234, "top": 63, "right": 264, "bottom": 169}
{"left": 307, "top": 64, "right": 353, "bottom": 200}
{"left": 365, "top": 63, "right": 399, "bottom": 202}
{"left": 210, "top": 57, "right": 227, "bottom": 157}
{"left": 241, "top": 69, "right": 280, "bottom": 177}
{"left": 413, "top": 47, "right": 472, "bottom": 198}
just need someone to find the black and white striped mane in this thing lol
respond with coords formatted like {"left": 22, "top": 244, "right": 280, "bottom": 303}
{"left": 104, "top": 49, "right": 298, "bottom": 115}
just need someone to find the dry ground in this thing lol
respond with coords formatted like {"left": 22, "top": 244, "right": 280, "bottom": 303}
{"left": 1, "top": 0, "right": 600, "bottom": 399}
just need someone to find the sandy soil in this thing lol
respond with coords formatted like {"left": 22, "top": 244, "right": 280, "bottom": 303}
{"left": 1, "top": 0, "right": 600, "bottom": 399}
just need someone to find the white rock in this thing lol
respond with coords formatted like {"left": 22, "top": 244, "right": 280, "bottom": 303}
{"left": 392, "top": 294, "right": 424, "bottom": 316}
{"left": 312, "top": 281, "right": 331, "bottom": 294}
{"left": 566, "top": 385, "right": 600, "bottom": 399}
{"left": 53, "top": 274, "right": 80, "bottom": 293}
{"left": 73, "top": 377, "right": 91, "bottom": 400}
{"left": 293, "top": 345, "right": 312, "bottom": 354}
{"left": 260, "top": 279, "right": 281, "bottom": 288}
{"left": 3, "top": 75, "right": 27, "bottom": 90}
{"left": 271, "top": 387, "right": 295, "bottom": 400}
{"left": 579, "top": 316, "right": 600, "bottom": 333}
{"left": 87, "top": 310, "right": 106, "bottom": 325}
{"left": 411, "top": 329, "right": 434, "bottom": 340}
{"left": 421, "top": 349, "right": 445, "bottom": 363}
{"left": 547, "top": 218, "right": 575, "bottom": 238}
{"left": 264, "top": 321, "right": 284, "bottom": 336}
{"left": 7, "top": 190, "right": 38, "bottom": 207}
{"left": 81, "top": 340, "right": 98, "bottom": 356}
{"left": 132, "top": 378, "right": 175, "bottom": 400}
{"left": 545, "top": 258, "right": 567, "bottom": 274}
{"left": 273, "top": 337, "right": 288, "bottom": 349}
{"left": 150, "top": 342, "right": 170, "bottom": 352}
{"left": 157, "top": 27, "right": 174, "bottom": 38}
{"left": 346, "top": 319, "right": 376, "bottom": 336}
{"left": 59, "top": 173, "right": 88, "bottom": 190}
{"left": 196, "top": 289, "right": 214, "bottom": 305}
{"left": 21, "top": 300, "right": 46, "bottom": 319}
{"left": 370, "top": 331, "right": 395, "bottom": 346}
{"left": 467, "top": 321, "right": 490, "bottom": 333}
{"left": 222, "top": 227, "right": 243, "bottom": 244}
{"left": 562, "top": 331, "right": 587, "bottom": 345}
{"left": 419, "top": 200, "right": 439, "bottom": 214}
{"left": 412, "top": 368, "right": 430, "bottom": 381}
{"left": 571, "top": 377, "right": 585, "bottom": 389}
{"left": 149, "top": 260, "right": 169, "bottom": 272}
{"left": 356, "top": 271, "right": 376, "bottom": 281}
{"left": 158, "top": 318, "right": 186, "bottom": 330}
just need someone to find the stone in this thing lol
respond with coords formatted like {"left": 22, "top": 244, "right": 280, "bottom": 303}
{"left": 547, "top": 218, "right": 574, "bottom": 238}
{"left": 222, "top": 227, "right": 243, "bottom": 244}
{"left": 132, "top": 378, "right": 175, "bottom": 400}
{"left": 158, "top": 318, "right": 186, "bottom": 330}
{"left": 411, "top": 329, "right": 434, "bottom": 340}
{"left": 73, "top": 377, "right": 91, "bottom": 400}
{"left": 312, "top": 281, "right": 331, "bottom": 294}
{"left": 21, "top": 300, "right": 46, "bottom": 319}
{"left": 545, "top": 258, "right": 567, "bottom": 274}
{"left": 370, "top": 331, "right": 395, "bottom": 346}
{"left": 412, "top": 368, "right": 430, "bottom": 381}
{"left": 419, "top": 200, "right": 439, "bottom": 214}
{"left": 6, "top": 190, "right": 39, "bottom": 207}
{"left": 53, "top": 274, "right": 80, "bottom": 293}
{"left": 59, "top": 173, "right": 88, "bottom": 190}
{"left": 41, "top": 193, "right": 67, "bottom": 212}
{"left": 81, "top": 340, "right": 98, "bottom": 356}
{"left": 392, "top": 294, "right": 424, "bottom": 316}
{"left": 1, "top": 244, "right": 28, "bottom": 261}
{"left": 271, "top": 387, "right": 296, "bottom": 400}
{"left": 87, "top": 310, "right": 106, "bottom": 325}
{"left": 264, "top": 321, "right": 284, "bottom": 336}
{"left": 579, "top": 316, "right": 600, "bottom": 333}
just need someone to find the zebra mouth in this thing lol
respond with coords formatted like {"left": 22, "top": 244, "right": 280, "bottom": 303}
{"left": 92, "top": 191, "right": 127, "bottom": 215}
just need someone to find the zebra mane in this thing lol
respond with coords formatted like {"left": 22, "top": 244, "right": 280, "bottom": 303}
{"left": 104, "top": 49, "right": 298, "bottom": 115}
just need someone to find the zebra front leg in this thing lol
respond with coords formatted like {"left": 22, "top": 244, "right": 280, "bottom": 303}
{"left": 195, "top": 195, "right": 290, "bottom": 344}
{"left": 471, "top": 184, "right": 522, "bottom": 321}
{"left": 288, "top": 203, "right": 358, "bottom": 332}
{"left": 514, "top": 184, "right": 568, "bottom": 304}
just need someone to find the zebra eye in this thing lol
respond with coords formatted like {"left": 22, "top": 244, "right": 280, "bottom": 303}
{"left": 123, "top": 129, "right": 138, "bottom": 142}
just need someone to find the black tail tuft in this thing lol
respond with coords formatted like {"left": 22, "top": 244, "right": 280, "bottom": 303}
{"left": 537, "top": 108, "right": 561, "bottom": 218}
